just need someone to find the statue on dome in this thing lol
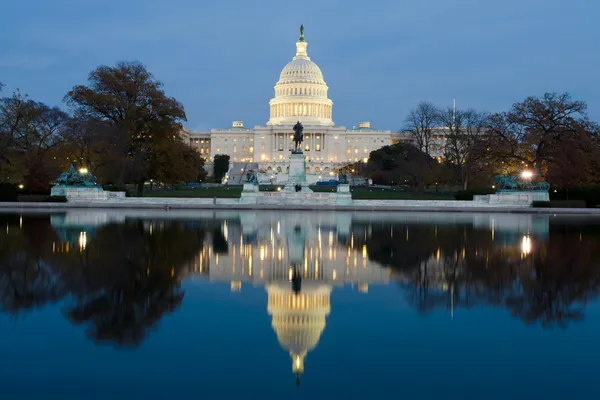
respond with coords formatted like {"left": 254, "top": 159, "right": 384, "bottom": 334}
{"left": 299, "top": 25, "right": 304, "bottom": 41}
{"left": 292, "top": 121, "right": 304, "bottom": 153}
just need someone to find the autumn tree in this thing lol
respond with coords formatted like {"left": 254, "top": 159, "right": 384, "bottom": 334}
{"left": 65, "top": 61, "right": 196, "bottom": 196}
{"left": 437, "top": 107, "right": 489, "bottom": 190}
{"left": 485, "top": 92, "right": 593, "bottom": 180}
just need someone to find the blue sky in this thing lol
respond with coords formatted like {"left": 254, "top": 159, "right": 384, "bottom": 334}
{"left": 0, "top": 0, "right": 597, "bottom": 131}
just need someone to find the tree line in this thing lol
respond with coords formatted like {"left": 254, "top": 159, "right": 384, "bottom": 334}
{"left": 0, "top": 62, "right": 206, "bottom": 197}
{"left": 367, "top": 93, "right": 600, "bottom": 192}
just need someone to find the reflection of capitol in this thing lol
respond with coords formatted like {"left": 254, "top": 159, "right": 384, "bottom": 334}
{"left": 44, "top": 209, "right": 554, "bottom": 377}
{"left": 196, "top": 212, "right": 391, "bottom": 384}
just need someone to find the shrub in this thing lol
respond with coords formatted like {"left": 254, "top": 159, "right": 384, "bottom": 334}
{"left": 551, "top": 187, "right": 600, "bottom": 208}
{"left": 46, "top": 195, "right": 68, "bottom": 203}
{"left": 532, "top": 201, "right": 551, "bottom": 208}
{"left": 0, "top": 183, "right": 19, "bottom": 202}
{"left": 455, "top": 189, "right": 495, "bottom": 201}
{"left": 533, "top": 200, "right": 586, "bottom": 208}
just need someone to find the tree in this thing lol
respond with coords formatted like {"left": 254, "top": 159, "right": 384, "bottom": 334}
{"left": 437, "top": 107, "right": 489, "bottom": 190}
{"left": 65, "top": 61, "right": 187, "bottom": 196}
{"left": 0, "top": 90, "right": 69, "bottom": 191}
{"left": 213, "top": 154, "right": 230, "bottom": 183}
{"left": 366, "top": 143, "right": 439, "bottom": 191}
{"left": 149, "top": 136, "right": 206, "bottom": 185}
{"left": 404, "top": 101, "right": 438, "bottom": 157}
{"left": 485, "top": 93, "right": 592, "bottom": 179}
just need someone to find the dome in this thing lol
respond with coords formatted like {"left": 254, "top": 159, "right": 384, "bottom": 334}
{"left": 279, "top": 58, "right": 325, "bottom": 84}
{"left": 267, "top": 27, "right": 334, "bottom": 126}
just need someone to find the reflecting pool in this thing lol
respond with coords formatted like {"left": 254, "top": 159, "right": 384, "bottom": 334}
{"left": 1, "top": 210, "right": 600, "bottom": 399}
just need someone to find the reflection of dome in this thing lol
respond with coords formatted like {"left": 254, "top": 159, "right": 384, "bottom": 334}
{"left": 266, "top": 281, "right": 331, "bottom": 382}
{"left": 268, "top": 27, "right": 334, "bottom": 126}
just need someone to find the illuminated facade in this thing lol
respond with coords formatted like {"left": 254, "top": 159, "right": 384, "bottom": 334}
{"left": 181, "top": 28, "right": 393, "bottom": 183}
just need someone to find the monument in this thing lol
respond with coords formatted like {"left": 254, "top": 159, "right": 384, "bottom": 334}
{"left": 240, "top": 169, "right": 260, "bottom": 204}
{"left": 282, "top": 121, "right": 312, "bottom": 193}
{"left": 50, "top": 164, "right": 125, "bottom": 202}
{"left": 474, "top": 174, "right": 550, "bottom": 205}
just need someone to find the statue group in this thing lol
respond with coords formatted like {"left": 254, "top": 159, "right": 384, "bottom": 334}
{"left": 55, "top": 164, "right": 97, "bottom": 187}
{"left": 494, "top": 175, "right": 550, "bottom": 192}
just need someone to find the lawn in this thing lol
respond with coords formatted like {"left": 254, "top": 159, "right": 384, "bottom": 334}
{"left": 144, "top": 186, "right": 243, "bottom": 198}
{"left": 143, "top": 185, "right": 455, "bottom": 200}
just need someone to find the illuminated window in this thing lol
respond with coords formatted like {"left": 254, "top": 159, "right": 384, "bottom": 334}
{"left": 355, "top": 148, "right": 358, "bottom": 153}
{"left": 347, "top": 149, "right": 351, "bottom": 153}
{"left": 217, "top": 148, "right": 221, "bottom": 152}
{"left": 316, "top": 144, "right": 321, "bottom": 151}
{"left": 234, "top": 138, "right": 237, "bottom": 142}
{"left": 195, "top": 140, "right": 199, "bottom": 144}
{"left": 233, "top": 145, "right": 237, "bottom": 153}
{"left": 364, "top": 147, "right": 368, "bottom": 153}
{"left": 279, "top": 154, "right": 283, "bottom": 160}
{"left": 250, "top": 146, "right": 254, "bottom": 153}
{"left": 261, "top": 154, "right": 266, "bottom": 160}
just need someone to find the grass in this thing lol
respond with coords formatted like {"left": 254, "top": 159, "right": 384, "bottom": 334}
{"left": 144, "top": 186, "right": 243, "bottom": 198}
{"left": 142, "top": 185, "right": 455, "bottom": 200}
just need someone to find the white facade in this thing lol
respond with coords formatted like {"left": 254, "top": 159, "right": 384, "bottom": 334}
{"left": 182, "top": 28, "right": 394, "bottom": 181}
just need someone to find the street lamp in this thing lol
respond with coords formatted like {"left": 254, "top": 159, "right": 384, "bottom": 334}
{"left": 79, "top": 168, "right": 89, "bottom": 174}
{"left": 521, "top": 170, "right": 533, "bottom": 180}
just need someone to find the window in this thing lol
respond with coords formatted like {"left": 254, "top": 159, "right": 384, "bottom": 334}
{"left": 355, "top": 148, "right": 358, "bottom": 154}
{"left": 195, "top": 140, "right": 199, "bottom": 144}
{"left": 233, "top": 145, "right": 237, "bottom": 153}
{"left": 217, "top": 148, "right": 221, "bottom": 152}
{"left": 316, "top": 144, "right": 321, "bottom": 151}
{"left": 279, "top": 154, "right": 283, "bottom": 160}
{"left": 250, "top": 146, "right": 254, "bottom": 153}
{"left": 242, "top": 146, "right": 246, "bottom": 152}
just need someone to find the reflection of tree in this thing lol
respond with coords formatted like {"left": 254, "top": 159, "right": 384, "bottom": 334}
{"left": 352, "top": 220, "right": 600, "bottom": 329}
{"left": 0, "top": 215, "right": 65, "bottom": 315}
{"left": 0, "top": 215, "right": 206, "bottom": 347}
{"left": 505, "top": 226, "right": 600, "bottom": 328}
{"left": 58, "top": 221, "right": 205, "bottom": 346}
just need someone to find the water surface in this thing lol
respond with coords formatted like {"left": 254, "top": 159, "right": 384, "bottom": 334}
{"left": 1, "top": 210, "right": 599, "bottom": 399}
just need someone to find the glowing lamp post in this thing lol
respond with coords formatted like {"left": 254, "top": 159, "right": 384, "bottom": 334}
{"left": 521, "top": 170, "right": 533, "bottom": 180}
{"left": 79, "top": 168, "right": 89, "bottom": 175}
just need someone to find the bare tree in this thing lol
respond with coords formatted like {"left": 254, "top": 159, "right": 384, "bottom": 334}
{"left": 438, "top": 107, "right": 489, "bottom": 190}
{"left": 404, "top": 102, "right": 438, "bottom": 158}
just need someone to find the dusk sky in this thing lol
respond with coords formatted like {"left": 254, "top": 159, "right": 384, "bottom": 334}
{"left": 0, "top": 0, "right": 597, "bottom": 131}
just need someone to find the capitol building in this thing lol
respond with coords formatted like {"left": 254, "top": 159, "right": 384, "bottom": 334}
{"left": 181, "top": 27, "right": 401, "bottom": 183}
